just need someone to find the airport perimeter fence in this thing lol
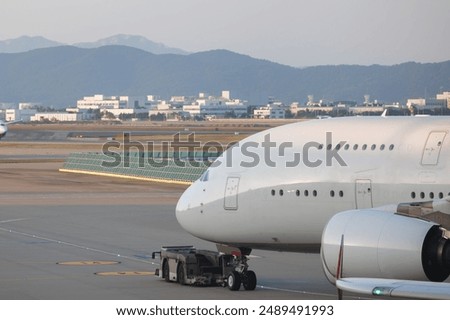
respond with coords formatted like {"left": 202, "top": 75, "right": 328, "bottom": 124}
{"left": 60, "top": 151, "right": 221, "bottom": 185}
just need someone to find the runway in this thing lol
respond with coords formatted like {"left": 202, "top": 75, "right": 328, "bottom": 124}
{"left": 0, "top": 162, "right": 340, "bottom": 300}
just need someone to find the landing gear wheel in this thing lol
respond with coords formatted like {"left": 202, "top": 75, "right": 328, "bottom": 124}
{"left": 162, "top": 260, "right": 170, "bottom": 282}
{"left": 242, "top": 270, "right": 257, "bottom": 291}
{"left": 227, "top": 271, "right": 241, "bottom": 291}
{"left": 177, "top": 263, "right": 185, "bottom": 285}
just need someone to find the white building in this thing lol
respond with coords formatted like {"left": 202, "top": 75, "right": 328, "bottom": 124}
{"left": 31, "top": 113, "right": 82, "bottom": 122}
{"left": 183, "top": 91, "right": 248, "bottom": 118}
{"left": 436, "top": 92, "right": 450, "bottom": 109}
{"left": 182, "top": 104, "right": 201, "bottom": 116}
{"left": 77, "top": 95, "right": 128, "bottom": 109}
{"left": 5, "top": 109, "right": 19, "bottom": 121}
{"left": 253, "top": 107, "right": 271, "bottom": 119}
{"left": 253, "top": 105, "right": 286, "bottom": 119}
{"left": 148, "top": 101, "right": 177, "bottom": 116}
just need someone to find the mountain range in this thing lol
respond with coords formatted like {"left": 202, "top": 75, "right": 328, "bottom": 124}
{"left": 0, "top": 36, "right": 449, "bottom": 107}
{"left": 0, "top": 35, "right": 188, "bottom": 55}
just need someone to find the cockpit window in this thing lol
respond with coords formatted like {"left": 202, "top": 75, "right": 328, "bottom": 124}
{"left": 199, "top": 170, "right": 210, "bottom": 182}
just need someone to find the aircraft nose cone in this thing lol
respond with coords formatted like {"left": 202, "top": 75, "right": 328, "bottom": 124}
{"left": 175, "top": 184, "right": 195, "bottom": 230}
{"left": 175, "top": 187, "right": 189, "bottom": 222}
{"left": 175, "top": 182, "right": 204, "bottom": 238}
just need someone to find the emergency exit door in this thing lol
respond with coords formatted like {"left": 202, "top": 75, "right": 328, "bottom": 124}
{"left": 224, "top": 177, "right": 240, "bottom": 210}
{"left": 422, "top": 131, "right": 446, "bottom": 165}
{"left": 355, "top": 179, "right": 373, "bottom": 209}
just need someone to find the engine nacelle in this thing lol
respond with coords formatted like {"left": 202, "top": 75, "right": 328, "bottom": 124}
{"left": 321, "top": 209, "right": 450, "bottom": 284}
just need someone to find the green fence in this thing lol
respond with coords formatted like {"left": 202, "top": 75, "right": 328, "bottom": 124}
{"left": 60, "top": 151, "right": 220, "bottom": 184}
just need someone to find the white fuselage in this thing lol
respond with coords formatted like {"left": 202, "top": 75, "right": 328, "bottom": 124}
{"left": 0, "top": 121, "right": 7, "bottom": 138}
{"left": 176, "top": 117, "right": 450, "bottom": 252}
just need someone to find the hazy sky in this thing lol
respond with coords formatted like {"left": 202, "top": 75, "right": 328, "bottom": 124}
{"left": 1, "top": 0, "right": 449, "bottom": 67}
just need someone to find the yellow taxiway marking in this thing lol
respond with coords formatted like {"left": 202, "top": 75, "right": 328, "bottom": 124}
{"left": 57, "top": 261, "right": 120, "bottom": 266}
{"left": 95, "top": 271, "right": 155, "bottom": 276}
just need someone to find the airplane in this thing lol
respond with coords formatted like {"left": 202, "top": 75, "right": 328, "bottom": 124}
{"left": 0, "top": 119, "right": 22, "bottom": 139}
{"left": 175, "top": 116, "right": 450, "bottom": 298}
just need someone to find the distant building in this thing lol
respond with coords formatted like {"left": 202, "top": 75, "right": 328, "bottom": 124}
{"left": 148, "top": 101, "right": 178, "bottom": 117}
{"left": 289, "top": 102, "right": 300, "bottom": 117}
{"left": 19, "top": 102, "right": 41, "bottom": 110}
{"left": 5, "top": 109, "right": 19, "bottom": 121}
{"left": 349, "top": 106, "right": 384, "bottom": 114}
{"left": 407, "top": 97, "right": 447, "bottom": 112}
{"left": 253, "top": 105, "right": 286, "bottom": 119}
{"left": 436, "top": 92, "right": 450, "bottom": 109}
{"left": 182, "top": 91, "right": 248, "bottom": 118}
{"left": 31, "top": 112, "right": 82, "bottom": 122}
{"left": 253, "top": 106, "right": 271, "bottom": 119}
{"left": 104, "top": 108, "right": 136, "bottom": 117}
{"left": 77, "top": 95, "right": 127, "bottom": 109}
{"left": 270, "top": 107, "right": 285, "bottom": 119}
{"left": 75, "top": 94, "right": 150, "bottom": 119}
{"left": 182, "top": 104, "right": 201, "bottom": 116}
{"left": 5, "top": 108, "right": 37, "bottom": 122}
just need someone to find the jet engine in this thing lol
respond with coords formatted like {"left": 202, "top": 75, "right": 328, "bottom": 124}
{"left": 321, "top": 209, "right": 450, "bottom": 284}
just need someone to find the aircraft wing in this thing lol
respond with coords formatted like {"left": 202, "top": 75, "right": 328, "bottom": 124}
{"left": 336, "top": 277, "right": 450, "bottom": 299}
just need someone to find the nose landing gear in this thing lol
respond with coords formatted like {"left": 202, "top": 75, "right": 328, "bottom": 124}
{"left": 226, "top": 254, "right": 257, "bottom": 291}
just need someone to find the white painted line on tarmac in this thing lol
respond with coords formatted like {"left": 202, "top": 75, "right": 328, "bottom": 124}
{"left": 0, "top": 218, "right": 28, "bottom": 224}
{"left": 0, "top": 226, "right": 159, "bottom": 266}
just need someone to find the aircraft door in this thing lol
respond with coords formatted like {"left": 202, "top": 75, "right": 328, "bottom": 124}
{"left": 224, "top": 177, "right": 240, "bottom": 210}
{"left": 355, "top": 179, "right": 373, "bottom": 209}
{"left": 421, "top": 131, "right": 446, "bottom": 166}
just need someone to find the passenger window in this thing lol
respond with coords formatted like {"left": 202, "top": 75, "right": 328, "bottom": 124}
{"left": 313, "top": 190, "right": 317, "bottom": 197}
{"left": 296, "top": 190, "right": 300, "bottom": 197}
{"left": 411, "top": 192, "right": 416, "bottom": 199}
{"left": 380, "top": 144, "right": 385, "bottom": 151}
{"left": 279, "top": 190, "right": 284, "bottom": 196}
{"left": 304, "top": 190, "right": 309, "bottom": 197}
{"left": 371, "top": 144, "right": 376, "bottom": 150}
{"left": 339, "top": 191, "right": 344, "bottom": 197}
{"left": 353, "top": 144, "right": 358, "bottom": 150}
{"left": 271, "top": 189, "right": 275, "bottom": 196}
{"left": 330, "top": 190, "right": 335, "bottom": 197}
{"left": 389, "top": 144, "right": 394, "bottom": 151}
{"left": 362, "top": 144, "right": 367, "bottom": 150}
